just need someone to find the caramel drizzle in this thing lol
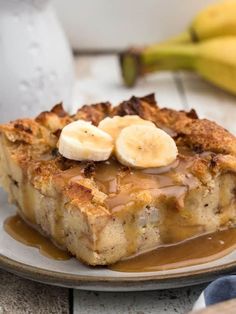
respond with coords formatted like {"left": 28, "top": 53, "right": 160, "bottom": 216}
{"left": 56, "top": 154, "right": 199, "bottom": 255}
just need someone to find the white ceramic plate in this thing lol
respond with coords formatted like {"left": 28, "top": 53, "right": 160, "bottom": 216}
{"left": 0, "top": 189, "right": 236, "bottom": 291}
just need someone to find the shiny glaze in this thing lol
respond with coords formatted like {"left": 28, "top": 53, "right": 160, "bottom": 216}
{"left": 4, "top": 215, "right": 70, "bottom": 260}
{"left": 56, "top": 154, "right": 200, "bottom": 255}
{"left": 110, "top": 228, "right": 236, "bottom": 272}
{"left": 58, "top": 154, "right": 198, "bottom": 212}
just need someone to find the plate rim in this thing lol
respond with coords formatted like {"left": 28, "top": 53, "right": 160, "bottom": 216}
{"left": 1, "top": 252, "right": 236, "bottom": 288}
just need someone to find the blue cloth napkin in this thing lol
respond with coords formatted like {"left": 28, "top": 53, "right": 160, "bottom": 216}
{"left": 193, "top": 276, "right": 236, "bottom": 311}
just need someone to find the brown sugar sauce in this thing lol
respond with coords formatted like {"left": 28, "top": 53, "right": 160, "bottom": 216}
{"left": 93, "top": 156, "right": 198, "bottom": 210}
{"left": 5, "top": 152, "right": 235, "bottom": 270}
{"left": 55, "top": 155, "right": 199, "bottom": 255}
{"left": 109, "top": 228, "right": 236, "bottom": 272}
{"left": 58, "top": 154, "right": 198, "bottom": 212}
{"left": 4, "top": 215, "right": 70, "bottom": 260}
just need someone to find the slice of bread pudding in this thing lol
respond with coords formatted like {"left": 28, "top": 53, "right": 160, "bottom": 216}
{"left": 1, "top": 94, "right": 236, "bottom": 265}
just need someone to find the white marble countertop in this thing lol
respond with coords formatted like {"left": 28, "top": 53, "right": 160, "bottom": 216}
{"left": 1, "top": 54, "right": 236, "bottom": 314}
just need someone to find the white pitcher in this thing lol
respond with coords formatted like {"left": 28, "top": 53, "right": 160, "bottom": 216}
{"left": 0, "top": 0, "right": 75, "bottom": 122}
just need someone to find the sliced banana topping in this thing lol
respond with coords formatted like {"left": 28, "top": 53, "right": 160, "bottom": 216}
{"left": 58, "top": 120, "right": 113, "bottom": 161}
{"left": 115, "top": 124, "right": 178, "bottom": 168}
{"left": 98, "top": 115, "right": 155, "bottom": 140}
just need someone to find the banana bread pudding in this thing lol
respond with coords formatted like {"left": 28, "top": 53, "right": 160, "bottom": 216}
{"left": 1, "top": 94, "right": 236, "bottom": 266}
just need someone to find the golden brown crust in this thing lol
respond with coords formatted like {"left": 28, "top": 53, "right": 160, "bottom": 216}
{"left": 1, "top": 118, "right": 50, "bottom": 145}
{"left": 112, "top": 95, "right": 236, "bottom": 157}
{"left": 1, "top": 94, "right": 236, "bottom": 206}
{"left": 112, "top": 94, "right": 158, "bottom": 120}
{"left": 36, "top": 103, "right": 73, "bottom": 133}
{"left": 64, "top": 182, "right": 93, "bottom": 203}
{"left": 178, "top": 119, "right": 236, "bottom": 156}
{"left": 7, "top": 93, "right": 233, "bottom": 159}
{"left": 74, "top": 102, "right": 112, "bottom": 126}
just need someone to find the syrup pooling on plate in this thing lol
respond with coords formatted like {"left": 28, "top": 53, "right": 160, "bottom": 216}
{"left": 110, "top": 228, "right": 236, "bottom": 272}
{"left": 4, "top": 215, "right": 70, "bottom": 260}
{"left": 5, "top": 215, "right": 236, "bottom": 270}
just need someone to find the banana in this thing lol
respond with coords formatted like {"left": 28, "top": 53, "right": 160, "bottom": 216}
{"left": 120, "top": 36, "right": 236, "bottom": 95}
{"left": 120, "top": 0, "right": 236, "bottom": 87}
{"left": 98, "top": 115, "right": 155, "bottom": 140}
{"left": 58, "top": 120, "right": 113, "bottom": 161}
{"left": 189, "top": 0, "right": 236, "bottom": 42}
{"left": 195, "top": 37, "right": 236, "bottom": 95}
{"left": 115, "top": 125, "right": 178, "bottom": 168}
{"left": 148, "top": 0, "right": 236, "bottom": 45}
{"left": 58, "top": 119, "right": 178, "bottom": 168}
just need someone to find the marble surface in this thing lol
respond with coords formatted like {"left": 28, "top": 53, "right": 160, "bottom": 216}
{"left": 73, "top": 285, "right": 206, "bottom": 314}
{"left": 0, "top": 269, "right": 69, "bottom": 314}
{"left": 1, "top": 54, "right": 236, "bottom": 313}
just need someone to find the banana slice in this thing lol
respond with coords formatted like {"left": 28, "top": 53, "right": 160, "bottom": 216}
{"left": 58, "top": 120, "right": 113, "bottom": 161}
{"left": 98, "top": 115, "right": 155, "bottom": 140}
{"left": 115, "top": 125, "right": 178, "bottom": 168}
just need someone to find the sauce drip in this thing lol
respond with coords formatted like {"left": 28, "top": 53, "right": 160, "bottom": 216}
{"left": 56, "top": 155, "right": 198, "bottom": 212}
{"left": 54, "top": 154, "right": 204, "bottom": 255}
{"left": 95, "top": 157, "right": 197, "bottom": 210}
{"left": 4, "top": 215, "right": 70, "bottom": 261}
{"left": 109, "top": 228, "right": 236, "bottom": 272}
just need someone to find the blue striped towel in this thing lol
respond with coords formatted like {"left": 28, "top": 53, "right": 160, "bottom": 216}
{"left": 193, "top": 276, "right": 236, "bottom": 311}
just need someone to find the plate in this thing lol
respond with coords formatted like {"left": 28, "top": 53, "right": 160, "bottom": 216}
{"left": 0, "top": 189, "right": 236, "bottom": 291}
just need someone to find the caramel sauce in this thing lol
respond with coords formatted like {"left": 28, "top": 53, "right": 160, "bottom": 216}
{"left": 94, "top": 160, "right": 192, "bottom": 211}
{"left": 21, "top": 183, "right": 36, "bottom": 224}
{"left": 57, "top": 155, "right": 199, "bottom": 255}
{"left": 4, "top": 216, "right": 236, "bottom": 272}
{"left": 110, "top": 228, "right": 236, "bottom": 272}
{"left": 97, "top": 157, "right": 198, "bottom": 209}
{"left": 4, "top": 215, "right": 70, "bottom": 260}
{"left": 57, "top": 155, "right": 197, "bottom": 211}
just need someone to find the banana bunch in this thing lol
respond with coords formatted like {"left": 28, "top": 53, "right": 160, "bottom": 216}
{"left": 161, "top": 0, "right": 236, "bottom": 44}
{"left": 120, "top": 0, "right": 236, "bottom": 94}
{"left": 58, "top": 116, "right": 177, "bottom": 168}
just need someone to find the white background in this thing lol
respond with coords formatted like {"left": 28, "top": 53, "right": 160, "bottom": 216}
{"left": 53, "top": 0, "right": 217, "bottom": 50}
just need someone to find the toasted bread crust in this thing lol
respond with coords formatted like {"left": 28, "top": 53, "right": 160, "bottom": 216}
{"left": 1, "top": 94, "right": 236, "bottom": 208}
{"left": 1, "top": 94, "right": 236, "bottom": 201}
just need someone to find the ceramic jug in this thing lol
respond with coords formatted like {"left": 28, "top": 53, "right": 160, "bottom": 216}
{"left": 0, "top": 0, "right": 75, "bottom": 122}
